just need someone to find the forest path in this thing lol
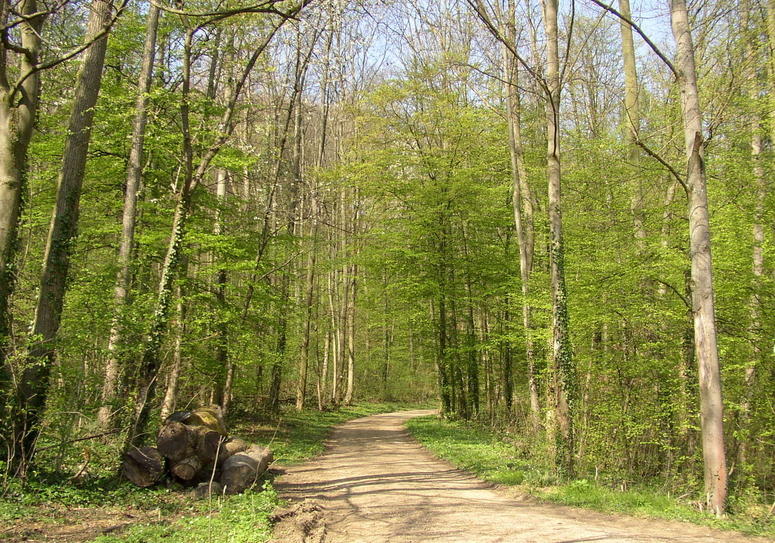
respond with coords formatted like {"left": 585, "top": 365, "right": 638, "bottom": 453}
{"left": 272, "top": 410, "right": 761, "bottom": 543}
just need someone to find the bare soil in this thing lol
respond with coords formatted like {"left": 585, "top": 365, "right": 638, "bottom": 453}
{"left": 273, "top": 409, "right": 769, "bottom": 543}
{"left": 1, "top": 502, "right": 169, "bottom": 542}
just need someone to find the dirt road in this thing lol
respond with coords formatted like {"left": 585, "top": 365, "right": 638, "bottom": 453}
{"left": 273, "top": 410, "right": 765, "bottom": 542}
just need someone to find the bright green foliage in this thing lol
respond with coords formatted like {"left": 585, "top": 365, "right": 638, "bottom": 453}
{"left": 408, "top": 415, "right": 775, "bottom": 537}
{"left": 91, "top": 485, "right": 278, "bottom": 543}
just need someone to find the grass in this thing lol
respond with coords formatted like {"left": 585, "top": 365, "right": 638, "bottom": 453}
{"left": 406, "top": 414, "right": 775, "bottom": 538}
{"left": 90, "top": 483, "right": 279, "bottom": 543}
{"left": 1, "top": 401, "right": 418, "bottom": 543}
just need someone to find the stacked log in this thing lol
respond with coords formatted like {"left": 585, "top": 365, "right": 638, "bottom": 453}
{"left": 122, "top": 405, "right": 272, "bottom": 495}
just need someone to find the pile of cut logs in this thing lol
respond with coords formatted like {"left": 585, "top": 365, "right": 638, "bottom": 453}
{"left": 122, "top": 406, "right": 273, "bottom": 496}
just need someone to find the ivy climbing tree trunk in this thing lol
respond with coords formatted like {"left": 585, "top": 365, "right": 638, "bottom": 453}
{"left": 0, "top": 0, "right": 44, "bottom": 418}
{"left": 669, "top": 0, "right": 727, "bottom": 516}
{"left": 13, "top": 0, "right": 115, "bottom": 473}
{"left": 543, "top": 0, "right": 575, "bottom": 478}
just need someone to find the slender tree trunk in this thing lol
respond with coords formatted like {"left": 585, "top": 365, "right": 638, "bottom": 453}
{"left": 318, "top": 330, "right": 330, "bottom": 410}
{"left": 213, "top": 169, "right": 231, "bottom": 413}
{"left": 669, "top": 0, "right": 727, "bottom": 516}
{"left": 502, "top": 0, "right": 539, "bottom": 429}
{"left": 267, "top": 31, "right": 314, "bottom": 412}
{"left": 543, "top": 0, "right": 575, "bottom": 478}
{"left": 14, "top": 0, "right": 114, "bottom": 472}
{"left": 344, "top": 264, "right": 356, "bottom": 405}
{"left": 618, "top": 0, "right": 646, "bottom": 248}
{"left": 296, "top": 195, "right": 318, "bottom": 410}
{"left": 329, "top": 268, "right": 340, "bottom": 405}
{"left": 160, "top": 276, "right": 186, "bottom": 421}
{"left": 99, "top": 3, "right": 160, "bottom": 430}
{"left": 737, "top": 11, "right": 766, "bottom": 470}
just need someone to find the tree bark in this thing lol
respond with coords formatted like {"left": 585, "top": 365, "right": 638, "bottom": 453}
{"left": 618, "top": 0, "right": 646, "bottom": 248}
{"left": 500, "top": 6, "right": 539, "bottom": 426}
{"left": 543, "top": 0, "right": 575, "bottom": 478}
{"left": 213, "top": 168, "right": 231, "bottom": 413}
{"left": 669, "top": 0, "right": 727, "bottom": 516}
{"left": 160, "top": 277, "right": 186, "bottom": 422}
{"left": 14, "top": 0, "right": 114, "bottom": 472}
{"left": 0, "top": 0, "right": 44, "bottom": 419}
{"left": 99, "top": 2, "right": 160, "bottom": 430}
{"left": 737, "top": 5, "right": 766, "bottom": 471}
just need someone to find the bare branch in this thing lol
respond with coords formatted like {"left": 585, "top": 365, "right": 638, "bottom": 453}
{"left": 635, "top": 138, "right": 688, "bottom": 195}
{"left": 11, "top": 0, "right": 130, "bottom": 99}
{"left": 585, "top": 0, "right": 679, "bottom": 79}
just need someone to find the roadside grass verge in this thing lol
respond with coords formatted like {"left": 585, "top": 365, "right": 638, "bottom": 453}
{"left": 406, "top": 415, "right": 775, "bottom": 538}
{"left": 1, "top": 402, "right": 419, "bottom": 543}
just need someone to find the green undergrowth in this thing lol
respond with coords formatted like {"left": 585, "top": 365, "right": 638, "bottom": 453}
{"left": 91, "top": 483, "right": 278, "bottom": 543}
{"left": 1, "top": 402, "right": 419, "bottom": 542}
{"left": 406, "top": 415, "right": 775, "bottom": 538}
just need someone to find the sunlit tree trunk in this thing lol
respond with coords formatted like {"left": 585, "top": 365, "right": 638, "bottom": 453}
{"left": 501, "top": 0, "right": 539, "bottom": 428}
{"left": 737, "top": 2, "right": 766, "bottom": 471}
{"left": 543, "top": 0, "right": 575, "bottom": 478}
{"left": 213, "top": 168, "right": 231, "bottom": 413}
{"left": 618, "top": 0, "right": 646, "bottom": 248}
{"left": 669, "top": 0, "right": 727, "bottom": 516}
{"left": 296, "top": 194, "right": 318, "bottom": 410}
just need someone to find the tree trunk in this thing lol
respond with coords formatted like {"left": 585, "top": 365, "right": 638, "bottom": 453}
{"left": 14, "top": 0, "right": 114, "bottom": 472}
{"left": 737, "top": 7, "right": 766, "bottom": 471}
{"left": 160, "top": 278, "right": 186, "bottom": 422}
{"left": 669, "top": 0, "right": 727, "bottom": 516}
{"left": 618, "top": 0, "right": 646, "bottom": 248}
{"left": 99, "top": 2, "right": 160, "bottom": 430}
{"left": 295, "top": 189, "right": 318, "bottom": 410}
{"left": 344, "top": 264, "right": 357, "bottom": 405}
{"left": 543, "top": 0, "right": 575, "bottom": 478}
{"left": 0, "top": 0, "right": 44, "bottom": 421}
{"left": 501, "top": 0, "right": 539, "bottom": 429}
{"left": 213, "top": 168, "right": 231, "bottom": 413}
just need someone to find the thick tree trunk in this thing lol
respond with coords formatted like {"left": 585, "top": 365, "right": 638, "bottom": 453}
{"left": 99, "top": 3, "right": 160, "bottom": 430}
{"left": 543, "top": 0, "right": 575, "bottom": 478}
{"left": 221, "top": 445, "right": 273, "bottom": 494}
{"left": 669, "top": 0, "right": 727, "bottom": 516}
{"left": 13, "top": 0, "right": 113, "bottom": 472}
{"left": 0, "top": 0, "right": 44, "bottom": 419}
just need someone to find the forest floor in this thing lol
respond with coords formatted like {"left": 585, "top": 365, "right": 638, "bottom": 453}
{"left": 0, "top": 402, "right": 412, "bottom": 543}
{"left": 272, "top": 409, "right": 772, "bottom": 543}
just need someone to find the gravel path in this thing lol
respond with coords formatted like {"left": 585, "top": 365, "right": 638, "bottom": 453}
{"left": 273, "top": 409, "right": 766, "bottom": 542}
